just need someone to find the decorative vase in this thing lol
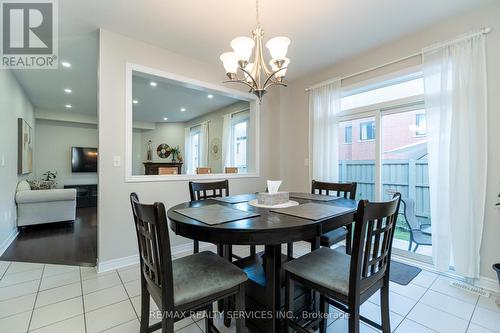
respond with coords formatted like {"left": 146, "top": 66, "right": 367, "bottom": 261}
{"left": 146, "top": 140, "right": 153, "bottom": 161}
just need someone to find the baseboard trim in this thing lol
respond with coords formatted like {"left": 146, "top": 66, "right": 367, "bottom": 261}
{"left": 97, "top": 242, "right": 213, "bottom": 273}
{"left": 0, "top": 228, "right": 19, "bottom": 256}
{"left": 98, "top": 254, "right": 139, "bottom": 273}
{"left": 475, "top": 276, "right": 500, "bottom": 294}
{"left": 393, "top": 253, "right": 500, "bottom": 294}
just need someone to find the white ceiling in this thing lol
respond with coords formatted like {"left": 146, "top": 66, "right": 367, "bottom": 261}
{"left": 132, "top": 72, "right": 246, "bottom": 123}
{"left": 10, "top": 0, "right": 494, "bottom": 117}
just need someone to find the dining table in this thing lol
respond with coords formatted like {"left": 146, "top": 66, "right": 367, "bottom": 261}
{"left": 167, "top": 193, "right": 357, "bottom": 333}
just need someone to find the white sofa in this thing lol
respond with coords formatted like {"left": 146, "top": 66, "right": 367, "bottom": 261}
{"left": 15, "top": 181, "right": 77, "bottom": 227}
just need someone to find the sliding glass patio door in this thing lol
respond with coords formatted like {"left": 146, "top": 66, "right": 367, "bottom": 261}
{"left": 336, "top": 73, "right": 433, "bottom": 262}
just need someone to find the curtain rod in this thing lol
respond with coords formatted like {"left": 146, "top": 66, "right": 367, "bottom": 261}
{"left": 305, "top": 27, "right": 492, "bottom": 92}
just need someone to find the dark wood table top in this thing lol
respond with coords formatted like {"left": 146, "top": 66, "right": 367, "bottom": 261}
{"left": 167, "top": 194, "right": 357, "bottom": 245}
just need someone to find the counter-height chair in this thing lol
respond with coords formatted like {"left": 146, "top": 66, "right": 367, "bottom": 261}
{"left": 189, "top": 180, "right": 256, "bottom": 259}
{"left": 287, "top": 181, "right": 357, "bottom": 258}
{"left": 196, "top": 167, "right": 212, "bottom": 174}
{"left": 158, "top": 167, "right": 178, "bottom": 175}
{"left": 225, "top": 167, "right": 238, "bottom": 174}
{"left": 130, "top": 193, "right": 247, "bottom": 333}
{"left": 284, "top": 193, "right": 401, "bottom": 333}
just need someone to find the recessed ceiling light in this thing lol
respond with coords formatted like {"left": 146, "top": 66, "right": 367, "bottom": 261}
{"left": 163, "top": 117, "right": 168, "bottom": 121}
{"left": 64, "top": 88, "right": 72, "bottom": 93}
{"left": 180, "top": 108, "right": 186, "bottom": 112}
{"left": 207, "top": 94, "right": 213, "bottom": 99}
{"left": 65, "top": 104, "right": 72, "bottom": 109}
{"left": 61, "top": 61, "right": 71, "bottom": 68}
{"left": 150, "top": 81, "right": 157, "bottom": 87}
{"left": 132, "top": 99, "right": 138, "bottom": 104}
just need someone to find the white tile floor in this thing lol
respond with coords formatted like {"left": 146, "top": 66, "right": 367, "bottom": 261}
{"left": 0, "top": 243, "right": 498, "bottom": 333}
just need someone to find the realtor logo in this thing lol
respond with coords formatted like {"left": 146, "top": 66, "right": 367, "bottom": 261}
{"left": 1, "top": 0, "right": 58, "bottom": 68}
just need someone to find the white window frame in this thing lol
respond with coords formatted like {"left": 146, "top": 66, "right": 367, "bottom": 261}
{"left": 359, "top": 120, "right": 376, "bottom": 142}
{"left": 415, "top": 113, "right": 427, "bottom": 137}
{"left": 190, "top": 128, "right": 201, "bottom": 170}
{"left": 343, "top": 125, "right": 352, "bottom": 144}
{"left": 337, "top": 67, "right": 425, "bottom": 202}
{"left": 230, "top": 115, "right": 249, "bottom": 172}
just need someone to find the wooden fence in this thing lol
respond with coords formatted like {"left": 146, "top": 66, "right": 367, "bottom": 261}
{"left": 339, "top": 159, "right": 430, "bottom": 225}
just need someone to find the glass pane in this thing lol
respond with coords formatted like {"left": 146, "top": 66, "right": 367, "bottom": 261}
{"left": 382, "top": 109, "right": 431, "bottom": 257}
{"left": 341, "top": 78, "right": 423, "bottom": 111}
{"left": 338, "top": 117, "right": 376, "bottom": 201}
{"left": 233, "top": 120, "right": 247, "bottom": 172}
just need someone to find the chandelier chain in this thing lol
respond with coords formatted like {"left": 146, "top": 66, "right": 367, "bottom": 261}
{"left": 256, "top": 0, "right": 260, "bottom": 27}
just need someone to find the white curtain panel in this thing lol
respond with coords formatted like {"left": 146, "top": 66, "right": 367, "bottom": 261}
{"left": 423, "top": 32, "right": 487, "bottom": 278}
{"left": 221, "top": 114, "right": 232, "bottom": 167}
{"left": 184, "top": 127, "right": 193, "bottom": 174}
{"left": 309, "top": 78, "right": 342, "bottom": 182}
{"left": 199, "top": 121, "right": 209, "bottom": 167}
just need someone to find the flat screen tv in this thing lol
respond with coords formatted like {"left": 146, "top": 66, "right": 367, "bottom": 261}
{"left": 71, "top": 147, "right": 98, "bottom": 173}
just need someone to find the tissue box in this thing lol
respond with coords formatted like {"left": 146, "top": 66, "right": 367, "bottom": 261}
{"left": 257, "top": 192, "right": 289, "bottom": 206}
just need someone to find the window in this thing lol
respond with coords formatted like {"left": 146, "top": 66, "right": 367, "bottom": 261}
{"left": 232, "top": 118, "right": 248, "bottom": 172}
{"left": 359, "top": 121, "right": 375, "bottom": 141}
{"left": 190, "top": 130, "right": 200, "bottom": 170}
{"left": 341, "top": 77, "right": 424, "bottom": 111}
{"left": 344, "top": 126, "right": 352, "bottom": 144}
{"left": 415, "top": 113, "right": 426, "bottom": 136}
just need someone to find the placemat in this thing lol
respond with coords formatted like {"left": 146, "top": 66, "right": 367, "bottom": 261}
{"left": 214, "top": 193, "right": 256, "bottom": 204}
{"left": 271, "top": 202, "right": 353, "bottom": 221}
{"left": 289, "top": 192, "right": 341, "bottom": 202}
{"left": 175, "top": 204, "right": 260, "bottom": 225}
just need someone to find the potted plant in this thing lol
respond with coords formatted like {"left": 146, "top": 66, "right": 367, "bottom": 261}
{"left": 170, "top": 146, "right": 181, "bottom": 162}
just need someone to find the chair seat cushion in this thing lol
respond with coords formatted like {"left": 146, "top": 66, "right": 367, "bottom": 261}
{"left": 173, "top": 251, "right": 247, "bottom": 306}
{"left": 284, "top": 247, "right": 353, "bottom": 296}
{"left": 412, "top": 230, "right": 432, "bottom": 245}
{"left": 320, "top": 227, "right": 348, "bottom": 247}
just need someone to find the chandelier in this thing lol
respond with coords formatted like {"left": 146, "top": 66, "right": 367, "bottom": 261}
{"left": 219, "top": 0, "right": 290, "bottom": 100}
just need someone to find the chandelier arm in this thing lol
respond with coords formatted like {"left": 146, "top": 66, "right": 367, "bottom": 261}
{"left": 263, "top": 81, "right": 288, "bottom": 91}
{"left": 238, "top": 66, "right": 260, "bottom": 90}
{"left": 262, "top": 67, "right": 288, "bottom": 90}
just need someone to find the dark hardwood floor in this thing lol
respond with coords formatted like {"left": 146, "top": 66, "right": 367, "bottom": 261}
{"left": 0, "top": 207, "right": 97, "bottom": 267}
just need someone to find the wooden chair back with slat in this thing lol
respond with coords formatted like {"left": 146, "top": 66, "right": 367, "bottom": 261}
{"left": 189, "top": 180, "right": 229, "bottom": 201}
{"left": 349, "top": 193, "right": 401, "bottom": 297}
{"left": 130, "top": 193, "right": 174, "bottom": 312}
{"left": 196, "top": 167, "right": 212, "bottom": 174}
{"left": 158, "top": 167, "right": 178, "bottom": 175}
{"left": 225, "top": 167, "right": 238, "bottom": 174}
{"left": 311, "top": 180, "right": 357, "bottom": 199}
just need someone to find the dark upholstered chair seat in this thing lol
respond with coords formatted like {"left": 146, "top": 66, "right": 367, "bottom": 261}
{"left": 320, "top": 227, "right": 348, "bottom": 247}
{"left": 172, "top": 251, "right": 247, "bottom": 306}
{"left": 284, "top": 247, "right": 373, "bottom": 296}
{"left": 412, "top": 230, "right": 432, "bottom": 245}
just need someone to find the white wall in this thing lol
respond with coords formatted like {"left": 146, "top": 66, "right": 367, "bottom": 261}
{"left": 0, "top": 70, "right": 35, "bottom": 250}
{"left": 98, "top": 30, "right": 279, "bottom": 265}
{"left": 185, "top": 101, "right": 250, "bottom": 173}
{"left": 34, "top": 119, "right": 98, "bottom": 187}
{"left": 138, "top": 122, "right": 185, "bottom": 171}
{"left": 278, "top": 2, "right": 500, "bottom": 281}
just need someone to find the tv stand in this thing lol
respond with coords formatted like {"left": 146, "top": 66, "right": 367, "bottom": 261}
{"left": 64, "top": 184, "right": 97, "bottom": 208}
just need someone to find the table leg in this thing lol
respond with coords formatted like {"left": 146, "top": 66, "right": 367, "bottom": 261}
{"left": 223, "top": 245, "right": 233, "bottom": 327}
{"left": 264, "top": 244, "right": 283, "bottom": 333}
